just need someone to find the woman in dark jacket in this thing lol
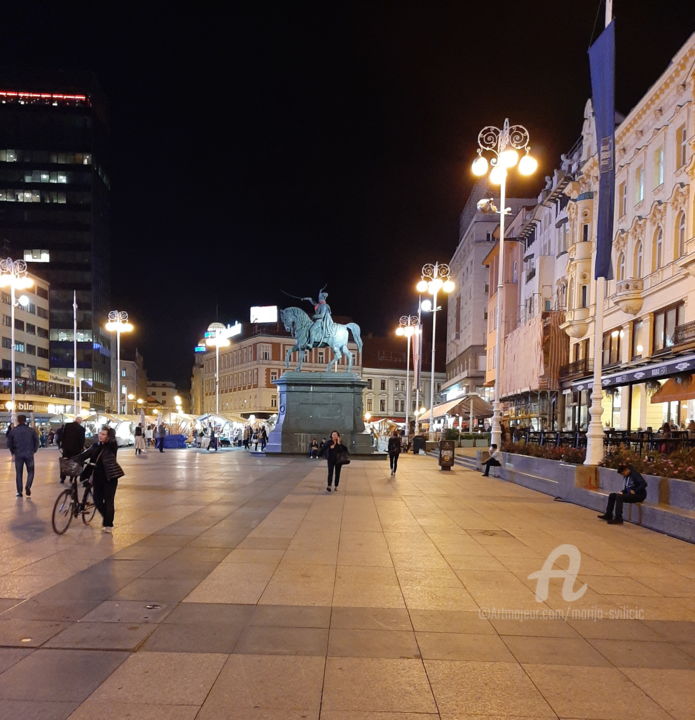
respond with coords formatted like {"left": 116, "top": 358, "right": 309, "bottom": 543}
{"left": 319, "top": 430, "right": 348, "bottom": 493}
{"left": 76, "top": 427, "right": 122, "bottom": 533}
{"left": 387, "top": 430, "right": 401, "bottom": 477}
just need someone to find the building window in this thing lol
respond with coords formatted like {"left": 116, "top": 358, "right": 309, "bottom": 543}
{"left": 580, "top": 285, "right": 588, "bottom": 309}
{"left": 26, "top": 344, "right": 36, "bottom": 355}
{"left": 366, "top": 398, "right": 373, "bottom": 412}
{"left": 37, "top": 347, "right": 49, "bottom": 358}
{"left": 635, "top": 166, "right": 644, "bottom": 203}
{"left": 602, "top": 328, "right": 622, "bottom": 367}
{"left": 618, "top": 181, "right": 627, "bottom": 217}
{"left": 37, "top": 307, "right": 48, "bottom": 319}
{"left": 676, "top": 211, "right": 686, "bottom": 259}
{"left": 270, "top": 370, "right": 278, "bottom": 383}
{"left": 676, "top": 125, "right": 687, "bottom": 169}
{"left": 271, "top": 395, "right": 277, "bottom": 408}
{"left": 634, "top": 241, "right": 643, "bottom": 278}
{"left": 259, "top": 343, "right": 271, "bottom": 361}
{"left": 1, "top": 337, "right": 10, "bottom": 349}
{"left": 23, "top": 249, "right": 50, "bottom": 263}
{"left": 631, "top": 319, "right": 645, "bottom": 359}
{"left": 582, "top": 223, "right": 590, "bottom": 242}
{"left": 379, "top": 399, "right": 386, "bottom": 413}
{"left": 15, "top": 342, "right": 25, "bottom": 353}
{"left": 380, "top": 379, "right": 386, "bottom": 391}
{"left": 653, "top": 303, "right": 685, "bottom": 353}
{"left": 616, "top": 252, "right": 625, "bottom": 281}
{"left": 653, "top": 227, "right": 663, "bottom": 270}
{"left": 654, "top": 147, "right": 664, "bottom": 187}
{"left": 366, "top": 378, "right": 372, "bottom": 390}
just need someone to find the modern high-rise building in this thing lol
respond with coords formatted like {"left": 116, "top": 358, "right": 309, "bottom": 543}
{"left": 0, "top": 70, "right": 111, "bottom": 409}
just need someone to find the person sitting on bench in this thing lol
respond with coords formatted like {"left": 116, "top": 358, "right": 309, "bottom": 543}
{"left": 598, "top": 464, "right": 647, "bottom": 525}
{"left": 482, "top": 444, "right": 501, "bottom": 477}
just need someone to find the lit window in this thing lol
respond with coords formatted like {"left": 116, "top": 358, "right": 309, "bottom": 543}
{"left": 616, "top": 252, "right": 625, "bottom": 281}
{"left": 634, "top": 241, "right": 643, "bottom": 277}
{"left": 635, "top": 166, "right": 644, "bottom": 203}
{"left": 676, "top": 125, "right": 687, "bottom": 169}
{"left": 654, "top": 147, "right": 664, "bottom": 187}
{"left": 676, "top": 212, "right": 686, "bottom": 259}
{"left": 653, "top": 227, "right": 663, "bottom": 270}
{"left": 23, "top": 249, "right": 50, "bottom": 263}
{"left": 618, "top": 181, "right": 627, "bottom": 217}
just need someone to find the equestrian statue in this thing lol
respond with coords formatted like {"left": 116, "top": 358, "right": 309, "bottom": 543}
{"left": 280, "top": 287, "right": 362, "bottom": 372}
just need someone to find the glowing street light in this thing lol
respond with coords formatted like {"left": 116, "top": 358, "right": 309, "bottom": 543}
{"left": 206, "top": 322, "right": 232, "bottom": 415}
{"left": 395, "top": 315, "right": 419, "bottom": 437}
{"left": 471, "top": 119, "right": 537, "bottom": 448}
{"left": 417, "top": 262, "right": 455, "bottom": 437}
{"left": 105, "top": 310, "right": 133, "bottom": 414}
{"left": 0, "top": 259, "right": 33, "bottom": 423}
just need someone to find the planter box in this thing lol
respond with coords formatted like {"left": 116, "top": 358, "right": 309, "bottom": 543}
{"left": 498, "top": 452, "right": 695, "bottom": 543}
{"left": 461, "top": 440, "right": 474, "bottom": 448}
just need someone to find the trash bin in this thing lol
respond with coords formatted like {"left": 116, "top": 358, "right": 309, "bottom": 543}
{"left": 412, "top": 435, "right": 426, "bottom": 454}
{"left": 439, "top": 440, "right": 455, "bottom": 471}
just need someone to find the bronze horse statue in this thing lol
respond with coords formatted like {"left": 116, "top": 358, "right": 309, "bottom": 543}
{"left": 280, "top": 307, "right": 363, "bottom": 372}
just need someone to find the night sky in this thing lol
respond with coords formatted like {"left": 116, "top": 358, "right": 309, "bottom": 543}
{"left": 1, "top": 2, "right": 692, "bottom": 387}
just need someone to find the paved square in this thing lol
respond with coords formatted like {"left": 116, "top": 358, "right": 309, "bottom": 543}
{"left": 0, "top": 448, "right": 693, "bottom": 718}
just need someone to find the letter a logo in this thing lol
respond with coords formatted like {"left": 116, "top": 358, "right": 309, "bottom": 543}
{"left": 527, "top": 544, "right": 587, "bottom": 603}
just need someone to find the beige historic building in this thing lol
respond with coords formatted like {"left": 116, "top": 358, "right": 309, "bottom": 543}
{"left": 561, "top": 33, "right": 695, "bottom": 430}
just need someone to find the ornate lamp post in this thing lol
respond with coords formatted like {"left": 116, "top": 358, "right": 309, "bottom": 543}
{"left": 395, "top": 315, "right": 419, "bottom": 438}
{"left": 471, "top": 119, "right": 538, "bottom": 447}
{"left": 105, "top": 310, "right": 133, "bottom": 414}
{"left": 205, "top": 322, "right": 231, "bottom": 415}
{"left": 416, "top": 263, "right": 455, "bottom": 438}
{"left": 0, "top": 259, "right": 33, "bottom": 423}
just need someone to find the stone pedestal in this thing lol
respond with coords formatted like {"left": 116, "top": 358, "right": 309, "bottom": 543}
{"left": 266, "top": 371, "right": 374, "bottom": 455}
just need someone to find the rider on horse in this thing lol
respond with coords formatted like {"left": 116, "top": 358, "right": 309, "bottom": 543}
{"left": 302, "top": 289, "right": 333, "bottom": 347}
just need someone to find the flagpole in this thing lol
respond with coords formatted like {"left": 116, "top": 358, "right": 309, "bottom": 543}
{"left": 73, "top": 290, "right": 78, "bottom": 414}
{"left": 584, "top": 0, "right": 614, "bottom": 465}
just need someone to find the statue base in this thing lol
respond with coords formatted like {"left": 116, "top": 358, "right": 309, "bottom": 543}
{"left": 266, "top": 371, "right": 374, "bottom": 455}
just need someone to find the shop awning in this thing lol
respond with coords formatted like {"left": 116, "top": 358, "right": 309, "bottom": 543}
{"left": 651, "top": 376, "right": 695, "bottom": 403}
{"left": 426, "top": 395, "right": 494, "bottom": 419}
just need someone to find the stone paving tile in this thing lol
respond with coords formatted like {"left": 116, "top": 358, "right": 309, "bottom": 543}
{"left": 322, "top": 657, "right": 437, "bottom": 714}
{"left": 408, "top": 609, "right": 495, "bottom": 634}
{"left": 502, "top": 635, "right": 611, "bottom": 666}
{"left": 163, "top": 602, "right": 255, "bottom": 625}
{"left": 588, "top": 638, "right": 695, "bottom": 669}
{"left": 0, "top": 600, "right": 22, "bottom": 614}
{"left": 234, "top": 626, "right": 329, "bottom": 655}
{"left": 622, "top": 668, "right": 695, "bottom": 720}
{"left": 88, "top": 651, "right": 227, "bottom": 705}
{"left": 330, "top": 607, "right": 412, "bottom": 631}
{"left": 320, "top": 714, "right": 438, "bottom": 720}
{"left": 425, "top": 660, "right": 556, "bottom": 717}
{"left": 491, "top": 618, "right": 580, "bottom": 638}
{"left": 67, "top": 701, "right": 200, "bottom": 720}
{"left": 196, "top": 654, "right": 324, "bottom": 718}
{"left": 417, "top": 632, "right": 515, "bottom": 662}
{"left": 44, "top": 622, "right": 155, "bottom": 651}
{"left": 0, "top": 699, "right": 78, "bottom": 720}
{"left": 111, "top": 577, "right": 203, "bottom": 602}
{"left": 328, "top": 628, "right": 420, "bottom": 659}
{"left": 522, "top": 663, "right": 673, "bottom": 719}
{"left": 0, "top": 648, "right": 32, "bottom": 673}
{"left": 569, "top": 619, "right": 669, "bottom": 641}
{"left": 142, "top": 621, "right": 246, "bottom": 653}
{"left": 0, "top": 649, "right": 128, "bottom": 702}
{"left": 80, "top": 600, "right": 173, "bottom": 624}
{"left": 645, "top": 619, "right": 695, "bottom": 643}
{"left": 0, "top": 618, "right": 67, "bottom": 647}
{"left": 250, "top": 604, "right": 331, "bottom": 628}
{"left": 0, "top": 599, "right": 100, "bottom": 623}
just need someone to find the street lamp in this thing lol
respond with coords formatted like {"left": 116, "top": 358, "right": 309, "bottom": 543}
{"left": 105, "top": 310, "right": 133, "bottom": 415}
{"left": 395, "top": 315, "right": 419, "bottom": 438}
{"left": 206, "top": 323, "right": 231, "bottom": 415}
{"left": 0, "top": 259, "right": 33, "bottom": 423}
{"left": 416, "top": 262, "right": 455, "bottom": 438}
{"left": 471, "top": 119, "right": 537, "bottom": 448}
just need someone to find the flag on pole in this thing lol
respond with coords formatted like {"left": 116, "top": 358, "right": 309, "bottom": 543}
{"left": 588, "top": 20, "right": 616, "bottom": 280}
{"left": 411, "top": 328, "right": 421, "bottom": 393}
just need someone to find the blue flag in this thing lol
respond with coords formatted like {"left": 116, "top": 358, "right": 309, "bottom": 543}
{"left": 588, "top": 20, "right": 616, "bottom": 280}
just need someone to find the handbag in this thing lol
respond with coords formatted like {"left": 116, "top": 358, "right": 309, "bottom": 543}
{"left": 336, "top": 448, "right": 351, "bottom": 466}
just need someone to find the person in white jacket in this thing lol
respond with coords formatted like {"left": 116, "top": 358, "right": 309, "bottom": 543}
{"left": 482, "top": 444, "right": 501, "bottom": 477}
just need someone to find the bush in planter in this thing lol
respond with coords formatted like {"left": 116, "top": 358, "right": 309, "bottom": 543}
{"left": 601, "top": 446, "right": 695, "bottom": 481}
{"left": 444, "top": 429, "right": 460, "bottom": 441}
{"left": 502, "top": 442, "right": 586, "bottom": 465}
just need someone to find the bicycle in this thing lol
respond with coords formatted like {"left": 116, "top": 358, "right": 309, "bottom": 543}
{"left": 52, "top": 459, "right": 97, "bottom": 535}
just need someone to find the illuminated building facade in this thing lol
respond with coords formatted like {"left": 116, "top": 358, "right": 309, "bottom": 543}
{"left": 0, "top": 71, "right": 112, "bottom": 409}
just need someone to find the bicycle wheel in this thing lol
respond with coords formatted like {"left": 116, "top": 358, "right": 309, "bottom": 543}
{"left": 81, "top": 486, "right": 97, "bottom": 525}
{"left": 52, "top": 488, "right": 75, "bottom": 535}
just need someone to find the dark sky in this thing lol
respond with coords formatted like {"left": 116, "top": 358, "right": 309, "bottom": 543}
{"left": 1, "top": 2, "right": 693, "bottom": 387}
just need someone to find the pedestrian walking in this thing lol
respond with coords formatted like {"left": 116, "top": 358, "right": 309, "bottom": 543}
{"left": 8, "top": 414, "right": 39, "bottom": 497}
{"left": 319, "top": 430, "right": 350, "bottom": 493}
{"left": 58, "top": 416, "right": 86, "bottom": 483}
{"left": 208, "top": 427, "right": 218, "bottom": 452}
{"left": 145, "top": 424, "right": 154, "bottom": 447}
{"left": 309, "top": 439, "right": 319, "bottom": 459}
{"left": 76, "top": 427, "right": 124, "bottom": 533}
{"left": 598, "top": 464, "right": 647, "bottom": 525}
{"left": 134, "top": 423, "right": 146, "bottom": 455}
{"left": 259, "top": 426, "right": 268, "bottom": 451}
{"left": 387, "top": 429, "right": 401, "bottom": 476}
{"left": 155, "top": 423, "right": 167, "bottom": 452}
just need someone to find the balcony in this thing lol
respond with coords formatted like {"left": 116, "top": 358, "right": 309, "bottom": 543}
{"left": 560, "top": 357, "right": 594, "bottom": 379}
{"left": 560, "top": 307, "right": 591, "bottom": 338}
{"left": 613, "top": 278, "right": 644, "bottom": 315}
{"left": 568, "top": 241, "right": 593, "bottom": 261}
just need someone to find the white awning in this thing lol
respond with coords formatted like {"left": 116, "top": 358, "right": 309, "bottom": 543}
{"left": 426, "top": 394, "right": 494, "bottom": 419}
